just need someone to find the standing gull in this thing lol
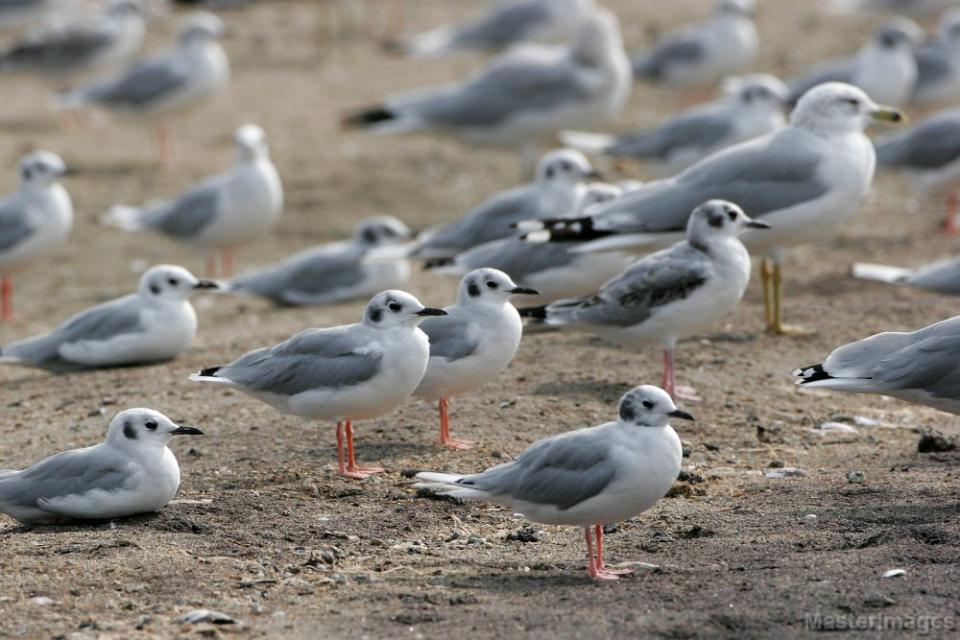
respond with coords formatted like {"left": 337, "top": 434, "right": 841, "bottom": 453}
{"left": 561, "top": 73, "right": 787, "bottom": 177}
{"left": 795, "top": 315, "right": 960, "bottom": 414}
{"left": 104, "top": 124, "right": 283, "bottom": 277}
{"left": 416, "top": 385, "right": 691, "bottom": 580}
{"left": 786, "top": 18, "right": 922, "bottom": 108}
{"left": 521, "top": 201, "right": 767, "bottom": 400}
{"left": 526, "top": 83, "right": 904, "bottom": 335}
{"left": 912, "top": 9, "right": 960, "bottom": 105}
{"left": 58, "top": 12, "right": 229, "bottom": 166}
{"left": 345, "top": 9, "right": 630, "bottom": 170}
{"left": 393, "top": 0, "right": 595, "bottom": 58}
{"left": 0, "top": 409, "right": 202, "bottom": 525}
{"left": 0, "top": 151, "right": 72, "bottom": 322}
{"left": 189, "top": 291, "right": 447, "bottom": 480}
{"left": 226, "top": 216, "right": 411, "bottom": 306}
{"left": 411, "top": 149, "right": 597, "bottom": 259}
{"left": 414, "top": 269, "right": 538, "bottom": 449}
{"left": 631, "top": 0, "right": 758, "bottom": 88}
{"left": 0, "top": 265, "right": 218, "bottom": 372}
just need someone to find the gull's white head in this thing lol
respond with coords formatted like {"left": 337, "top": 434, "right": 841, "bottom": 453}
{"left": 571, "top": 8, "right": 624, "bottom": 66}
{"left": 456, "top": 268, "right": 539, "bottom": 305}
{"left": 354, "top": 215, "right": 412, "bottom": 247}
{"left": 618, "top": 386, "right": 694, "bottom": 428}
{"left": 870, "top": 17, "right": 923, "bottom": 52}
{"left": 686, "top": 200, "right": 770, "bottom": 244}
{"left": 724, "top": 74, "right": 788, "bottom": 111}
{"left": 790, "top": 82, "right": 904, "bottom": 135}
{"left": 938, "top": 9, "right": 960, "bottom": 48}
{"left": 178, "top": 12, "right": 224, "bottom": 45}
{"left": 536, "top": 149, "right": 598, "bottom": 186}
{"left": 107, "top": 408, "right": 203, "bottom": 450}
{"left": 235, "top": 124, "right": 269, "bottom": 161}
{"left": 577, "top": 182, "right": 622, "bottom": 213}
{"left": 363, "top": 290, "right": 446, "bottom": 329}
{"left": 714, "top": 0, "right": 755, "bottom": 18}
{"left": 19, "top": 151, "right": 66, "bottom": 189}
{"left": 138, "top": 264, "right": 218, "bottom": 301}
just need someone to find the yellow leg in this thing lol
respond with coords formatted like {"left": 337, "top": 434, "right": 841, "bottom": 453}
{"left": 760, "top": 258, "right": 774, "bottom": 329}
{"left": 769, "top": 262, "right": 814, "bottom": 337}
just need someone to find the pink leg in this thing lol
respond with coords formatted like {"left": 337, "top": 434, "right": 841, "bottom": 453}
{"left": 220, "top": 248, "right": 234, "bottom": 279}
{"left": 594, "top": 525, "right": 634, "bottom": 576}
{"left": 662, "top": 347, "right": 701, "bottom": 403}
{"left": 1, "top": 276, "right": 11, "bottom": 321}
{"left": 945, "top": 191, "right": 960, "bottom": 235}
{"left": 336, "top": 421, "right": 348, "bottom": 477}
{"left": 438, "top": 397, "right": 474, "bottom": 450}
{"left": 156, "top": 124, "right": 172, "bottom": 169}
{"left": 344, "top": 420, "right": 385, "bottom": 478}
{"left": 585, "top": 527, "right": 618, "bottom": 581}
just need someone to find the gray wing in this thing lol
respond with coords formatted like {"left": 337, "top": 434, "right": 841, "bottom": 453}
{"left": 0, "top": 22, "right": 112, "bottom": 72}
{"left": 85, "top": 53, "right": 188, "bottom": 109}
{"left": 0, "top": 447, "right": 131, "bottom": 511}
{"left": 420, "top": 313, "right": 478, "bottom": 361}
{"left": 217, "top": 326, "right": 382, "bottom": 396}
{"left": 593, "top": 134, "right": 830, "bottom": 233}
{"left": 143, "top": 180, "right": 222, "bottom": 239}
{"left": 913, "top": 43, "right": 953, "bottom": 97}
{"left": 0, "top": 196, "right": 33, "bottom": 252}
{"left": 457, "top": 427, "right": 616, "bottom": 510}
{"left": 608, "top": 111, "right": 735, "bottom": 160}
{"left": 454, "top": 237, "right": 576, "bottom": 279}
{"left": 787, "top": 57, "right": 857, "bottom": 104}
{"left": 2, "top": 295, "right": 146, "bottom": 370}
{"left": 876, "top": 112, "right": 960, "bottom": 170}
{"left": 453, "top": 0, "right": 552, "bottom": 50}
{"left": 231, "top": 245, "right": 365, "bottom": 305}
{"left": 631, "top": 36, "right": 705, "bottom": 81}
{"left": 405, "top": 55, "right": 594, "bottom": 128}
{"left": 551, "top": 243, "right": 710, "bottom": 326}
{"left": 416, "top": 186, "right": 538, "bottom": 255}
{"left": 903, "top": 257, "right": 960, "bottom": 294}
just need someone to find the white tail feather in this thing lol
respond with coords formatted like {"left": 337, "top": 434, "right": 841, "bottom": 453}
{"left": 415, "top": 472, "right": 491, "bottom": 499}
{"left": 571, "top": 232, "right": 680, "bottom": 254}
{"left": 403, "top": 26, "right": 457, "bottom": 58}
{"left": 850, "top": 262, "right": 909, "bottom": 285}
{"left": 558, "top": 130, "right": 614, "bottom": 154}
{"left": 101, "top": 205, "right": 148, "bottom": 232}
{"left": 0, "top": 355, "right": 26, "bottom": 367}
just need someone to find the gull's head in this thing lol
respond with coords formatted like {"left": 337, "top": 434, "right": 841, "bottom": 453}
{"left": 571, "top": 8, "right": 623, "bottom": 65}
{"left": 872, "top": 17, "right": 923, "bottom": 52}
{"left": 687, "top": 200, "right": 769, "bottom": 242}
{"left": 576, "top": 182, "right": 622, "bottom": 213}
{"left": 354, "top": 215, "right": 412, "bottom": 247}
{"left": 618, "top": 386, "right": 694, "bottom": 428}
{"left": 790, "top": 83, "right": 904, "bottom": 135}
{"left": 457, "top": 268, "right": 539, "bottom": 305}
{"left": 19, "top": 151, "right": 66, "bottom": 188}
{"left": 536, "top": 149, "right": 598, "bottom": 186}
{"left": 107, "top": 408, "right": 203, "bottom": 450}
{"left": 178, "top": 12, "right": 224, "bottom": 45}
{"left": 714, "top": 0, "right": 754, "bottom": 18}
{"left": 235, "top": 124, "right": 269, "bottom": 161}
{"left": 363, "top": 290, "right": 446, "bottom": 329}
{"left": 138, "top": 264, "right": 218, "bottom": 300}
{"left": 938, "top": 9, "right": 960, "bottom": 48}
{"left": 725, "top": 73, "right": 788, "bottom": 110}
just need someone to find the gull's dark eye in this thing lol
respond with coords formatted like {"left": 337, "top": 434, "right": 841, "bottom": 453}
{"left": 145, "top": 420, "right": 158, "bottom": 431}
{"left": 167, "top": 278, "right": 179, "bottom": 286}
{"left": 727, "top": 210, "right": 737, "bottom": 221}
{"left": 642, "top": 400, "right": 654, "bottom": 410}
{"left": 388, "top": 302, "right": 402, "bottom": 312}
{"left": 487, "top": 281, "right": 498, "bottom": 289}
{"left": 846, "top": 98, "right": 860, "bottom": 108}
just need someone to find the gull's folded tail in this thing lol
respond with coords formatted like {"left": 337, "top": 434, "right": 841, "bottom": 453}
{"left": 415, "top": 472, "right": 491, "bottom": 500}
{"left": 101, "top": 205, "right": 148, "bottom": 232}
{"left": 850, "top": 262, "right": 909, "bottom": 286}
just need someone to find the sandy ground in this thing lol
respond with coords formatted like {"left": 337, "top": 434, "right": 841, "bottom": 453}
{"left": 0, "top": 0, "right": 959, "bottom": 638}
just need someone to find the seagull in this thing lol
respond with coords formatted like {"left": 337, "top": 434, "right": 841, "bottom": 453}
{"left": 344, "top": 9, "right": 631, "bottom": 172}
{"left": 561, "top": 73, "right": 788, "bottom": 177}
{"left": 393, "top": 0, "right": 595, "bottom": 58}
{"left": 413, "top": 269, "right": 538, "bottom": 449}
{"left": 58, "top": 11, "right": 229, "bottom": 167}
{"left": 226, "top": 216, "right": 412, "bottom": 306}
{"left": 0, "top": 0, "right": 145, "bottom": 80}
{"left": 912, "top": 9, "right": 960, "bottom": 105}
{"left": 103, "top": 124, "right": 283, "bottom": 277}
{"left": 416, "top": 385, "right": 691, "bottom": 580}
{"left": 525, "top": 83, "right": 904, "bottom": 336}
{"left": 411, "top": 149, "right": 597, "bottom": 260}
{"left": 631, "top": 0, "right": 758, "bottom": 88}
{"left": 794, "top": 315, "right": 960, "bottom": 414}
{"left": 828, "top": 0, "right": 955, "bottom": 15}
{"left": 786, "top": 18, "right": 922, "bottom": 108}
{"left": 427, "top": 182, "right": 634, "bottom": 305}
{"left": 520, "top": 201, "right": 767, "bottom": 401}
{"left": 0, "top": 265, "right": 217, "bottom": 372}
{"left": 874, "top": 108, "right": 960, "bottom": 232}
{"left": 851, "top": 256, "right": 960, "bottom": 294}
{"left": 0, "top": 408, "right": 202, "bottom": 525}
{"left": 189, "top": 291, "right": 447, "bottom": 480}
{"left": 0, "top": 151, "right": 72, "bottom": 322}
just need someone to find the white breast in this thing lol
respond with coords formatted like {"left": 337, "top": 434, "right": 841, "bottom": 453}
{"left": 202, "top": 159, "right": 283, "bottom": 248}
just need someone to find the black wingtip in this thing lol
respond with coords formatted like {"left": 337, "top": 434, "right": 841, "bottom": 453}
{"left": 794, "top": 363, "right": 831, "bottom": 383}
{"left": 198, "top": 365, "right": 222, "bottom": 378}
{"left": 423, "top": 257, "right": 454, "bottom": 270}
{"left": 518, "top": 305, "right": 547, "bottom": 321}
{"left": 534, "top": 216, "right": 613, "bottom": 243}
{"left": 342, "top": 106, "right": 396, "bottom": 129}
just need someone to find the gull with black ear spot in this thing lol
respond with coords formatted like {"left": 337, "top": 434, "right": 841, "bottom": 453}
{"left": 417, "top": 385, "right": 692, "bottom": 580}
{"left": 520, "top": 200, "right": 767, "bottom": 401}
{"left": 413, "top": 268, "right": 539, "bottom": 449}
{"left": 190, "top": 290, "right": 447, "bottom": 480}
{"left": 0, "top": 264, "right": 217, "bottom": 372}
{"left": 0, "top": 408, "right": 203, "bottom": 525}
{"left": 0, "top": 151, "right": 73, "bottom": 322}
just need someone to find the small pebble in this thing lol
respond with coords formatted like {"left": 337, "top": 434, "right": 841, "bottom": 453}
{"left": 765, "top": 467, "right": 808, "bottom": 479}
{"left": 847, "top": 471, "right": 865, "bottom": 484}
